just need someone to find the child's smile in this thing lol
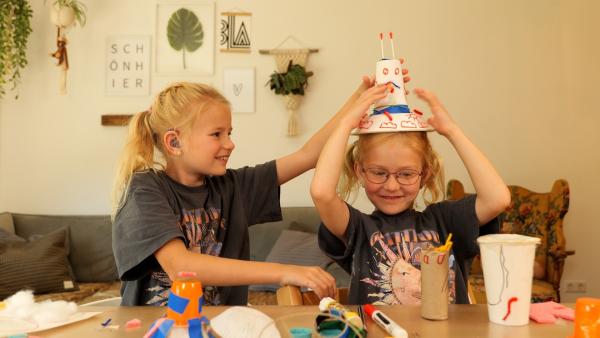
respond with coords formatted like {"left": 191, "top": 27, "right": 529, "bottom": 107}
{"left": 357, "top": 140, "right": 423, "bottom": 215}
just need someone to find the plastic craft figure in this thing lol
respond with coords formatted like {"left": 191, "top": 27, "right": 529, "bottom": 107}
{"left": 144, "top": 272, "right": 219, "bottom": 338}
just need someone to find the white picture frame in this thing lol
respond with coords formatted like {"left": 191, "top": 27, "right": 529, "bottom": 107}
{"left": 155, "top": 2, "right": 214, "bottom": 75}
{"left": 105, "top": 35, "right": 151, "bottom": 96}
{"left": 223, "top": 68, "right": 255, "bottom": 114}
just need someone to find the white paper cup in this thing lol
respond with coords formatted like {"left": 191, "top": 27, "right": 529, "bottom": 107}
{"left": 477, "top": 234, "right": 540, "bottom": 326}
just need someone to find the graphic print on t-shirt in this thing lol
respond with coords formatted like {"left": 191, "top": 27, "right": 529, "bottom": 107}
{"left": 360, "top": 228, "right": 456, "bottom": 305}
{"left": 145, "top": 207, "right": 226, "bottom": 306}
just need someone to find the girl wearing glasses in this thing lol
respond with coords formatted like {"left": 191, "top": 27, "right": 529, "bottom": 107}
{"left": 311, "top": 87, "right": 510, "bottom": 305}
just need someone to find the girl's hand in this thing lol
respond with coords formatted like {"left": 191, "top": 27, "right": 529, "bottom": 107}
{"left": 342, "top": 84, "right": 388, "bottom": 129}
{"left": 279, "top": 265, "right": 337, "bottom": 299}
{"left": 414, "top": 88, "right": 458, "bottom": 137}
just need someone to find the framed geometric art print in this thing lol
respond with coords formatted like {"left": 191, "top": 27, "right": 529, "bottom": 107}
{"left": 220, "top": 11, "right": 251, "bottom": 53}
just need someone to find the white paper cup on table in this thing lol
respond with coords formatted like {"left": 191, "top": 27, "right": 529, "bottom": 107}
{"left": 477, "top": 234, "right": 540, "bottom": 326}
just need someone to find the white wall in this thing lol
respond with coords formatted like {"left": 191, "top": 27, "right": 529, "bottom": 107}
{"left": 0, "top": 0, "right": 597, "bottom": 300}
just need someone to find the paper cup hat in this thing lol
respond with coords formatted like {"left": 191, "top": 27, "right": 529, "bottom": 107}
{"left": 354, "top": 33, "right": 433, "bottom": 134}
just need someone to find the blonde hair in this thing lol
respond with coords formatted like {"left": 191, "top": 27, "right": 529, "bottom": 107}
{"left": 111, "top": 82, "right": 230, "bottom": 218}
{"left": 339, "top": 132, "right": 444, "bottom": 206}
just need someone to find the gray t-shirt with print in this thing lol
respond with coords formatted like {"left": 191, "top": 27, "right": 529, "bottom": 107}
{"left": 112, "top": 161, "right": 281, "bottom": 306}
{"left": 318, "top": 195, "right": 498, "bottom": 305}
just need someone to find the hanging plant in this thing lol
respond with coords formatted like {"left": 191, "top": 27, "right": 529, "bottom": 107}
{"left": 0, "top": 0, "right": 33, "bottom": 99}
{"left": 46, "top": 0, "right": 87, "bottom": 28}
{"left": 267, "top": 60, "right": 313, "bottom": 96}
{"left": 45, "top": 0, "right": 87, "bottom": 94}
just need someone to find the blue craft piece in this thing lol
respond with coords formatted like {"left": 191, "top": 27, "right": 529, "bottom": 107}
{"left": 290, "top": 327, "right": 312, "bottom": 338}
{"left": 198, "top": 295, "right": 204, "bottom": 313}
{"left": 189, "top": 318, "right": 201, "bottom": 337}
{"left": 373, "top": 105, "right": 410, "bottom": 114}
{"left": 168, "top": 290, "right": 190, "bottom": 314}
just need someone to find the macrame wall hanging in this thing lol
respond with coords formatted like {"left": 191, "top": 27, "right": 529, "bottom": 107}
{"left": 260, "top": 36, "right": 318, "bottom": 137}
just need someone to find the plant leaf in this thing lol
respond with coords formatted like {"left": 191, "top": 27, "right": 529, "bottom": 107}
{"left": 167, "top": 8, "right": 204, "bottom": 52}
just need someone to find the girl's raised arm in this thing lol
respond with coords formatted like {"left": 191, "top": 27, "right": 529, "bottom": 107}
{"left": 310, "top": 85, "right": 388, "bottom": 239}
{"left": 275, "top": 77, "right": 374, "bottom": 185}
{"left": 276, "top": 61, "right": 409, "bottom": 185}
{"left": 414, "top": 88, "right": 511, "bottom": 224}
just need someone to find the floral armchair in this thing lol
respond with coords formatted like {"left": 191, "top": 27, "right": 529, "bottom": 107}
{"left": 447, "top": 179, "right": 575, "bottom": 303}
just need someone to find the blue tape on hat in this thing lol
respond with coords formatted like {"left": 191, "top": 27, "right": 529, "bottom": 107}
{"left": 155, "top": 319, "right": 174, "bottom": 338}
{"left": 188, "top": 318, "right": 201, "bottom": 337}
{"left": 168, "top": 291, "right": 190, "bottom": 314}
{"left": 373, "top": 105, "right": 410, "bottom": 114}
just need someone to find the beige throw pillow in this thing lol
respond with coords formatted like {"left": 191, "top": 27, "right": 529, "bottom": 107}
{"left": 0, "top": 212, "right": 15, "bottom": 234}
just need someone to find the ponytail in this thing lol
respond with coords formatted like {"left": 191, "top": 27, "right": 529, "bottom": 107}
{"left": 111, "top": 110, "right": 160, "bottom": 218}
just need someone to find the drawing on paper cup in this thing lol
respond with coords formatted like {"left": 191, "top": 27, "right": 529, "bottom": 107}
{"left": 477, "top": 234, "right": 540, "bottom": 326}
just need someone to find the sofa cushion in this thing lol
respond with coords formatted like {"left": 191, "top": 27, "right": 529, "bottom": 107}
{"left": 249, "top": 207, "right": 322, "bottom": 262}
{"left": 0, "top": 212, "right": 15, "bottom": 234}
{"left": 249, "top": 229, "right": 332, "bottom": 292}
{"left": 11, "top": 214, "right": 118, "bottom": 283}
{"left": 266, "top": 230, "right": 332, "bottom": 268}
{"left": 0, "top": 227, "right": 79, "bottom": 299}
{"left": 0, "top": 229, "right": 26, "bottom": 242}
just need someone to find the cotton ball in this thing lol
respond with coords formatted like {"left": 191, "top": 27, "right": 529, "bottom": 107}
{"left": 32, "top": 300, "right": 77, "bottom": 324}
{"left": 1, "top": 290, "right": 37, "bottom": 320}
{"left": 0, "top": 290, "right": 78, "bottom": 325}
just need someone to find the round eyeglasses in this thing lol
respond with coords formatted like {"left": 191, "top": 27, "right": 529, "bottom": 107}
{"left": 361, "top": 166, "right": 423, "bottom": 185}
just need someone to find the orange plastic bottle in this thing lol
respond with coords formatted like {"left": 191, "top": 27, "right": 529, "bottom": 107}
{"left": 166, "top": 272, "right": 204, "bottom": 327}
{"left": 571, "top": 297, "right": 600, "bottom": 338}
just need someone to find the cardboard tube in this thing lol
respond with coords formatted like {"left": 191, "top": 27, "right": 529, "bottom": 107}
{"left": 421, "top": 248, "right": 449, "bottom": 320}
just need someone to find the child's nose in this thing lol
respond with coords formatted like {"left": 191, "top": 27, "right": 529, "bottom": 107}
{"left": 383, "top": 175, "right": 400, "bottom": 190}
{"left": 223, "top": 137, "right": 235, "bottom": 150}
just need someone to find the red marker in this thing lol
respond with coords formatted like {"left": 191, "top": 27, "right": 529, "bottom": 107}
{"left": 363, "top": 304, "right": 408, "bottom": 338}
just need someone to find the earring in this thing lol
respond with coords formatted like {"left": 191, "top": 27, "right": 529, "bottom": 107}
{"left": 170, "top": 138, "right": 180, "bottom": 148}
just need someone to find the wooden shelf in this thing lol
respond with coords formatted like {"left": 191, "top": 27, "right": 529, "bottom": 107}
{"left": 101, "top": 114, "right": 133, "bottom": 126}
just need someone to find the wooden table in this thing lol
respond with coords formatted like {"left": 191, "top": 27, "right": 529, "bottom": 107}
{"left": 36, "top": 304, "right": 574, "bottom": 338}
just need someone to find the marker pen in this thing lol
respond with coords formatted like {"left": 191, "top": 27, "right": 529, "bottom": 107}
{"left": 363, "top": 304, "right": 408, "bottom": 338}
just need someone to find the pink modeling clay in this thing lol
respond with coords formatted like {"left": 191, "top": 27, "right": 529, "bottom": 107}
{"left": 530, "top": 301, "right": 575, "bottom": 323}
{"left": 125, "top": 318, "right": 142, "bottom": 331}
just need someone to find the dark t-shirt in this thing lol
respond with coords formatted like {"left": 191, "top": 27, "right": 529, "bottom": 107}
{"left": 112, "top": 161, "right": 281, "bottom": 306}
{"left": 318, "top": 195, "right": 498, "bottom": 305}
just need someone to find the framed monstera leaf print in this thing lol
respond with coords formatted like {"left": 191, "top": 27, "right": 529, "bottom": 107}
{"left": 155, "top": 2, "right": 214, "bottom": 75}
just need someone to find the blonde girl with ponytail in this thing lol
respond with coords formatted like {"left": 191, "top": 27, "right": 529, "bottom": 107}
{"left": 111, "top": 80, "right": 388, "bottom": 306}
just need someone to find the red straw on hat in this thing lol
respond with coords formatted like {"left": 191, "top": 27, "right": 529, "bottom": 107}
{"left": 389, "top": 32, "right": 396, "bottom": 59}
{"left": 379, "top": 33, "right": 384, "bottom": 59}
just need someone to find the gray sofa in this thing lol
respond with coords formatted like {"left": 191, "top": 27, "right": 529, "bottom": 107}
{"left": 0, "top": 207, "right": 349, "bottom": 305}
{"left": 0, "top": 212, "right": 121, "bottom": 303}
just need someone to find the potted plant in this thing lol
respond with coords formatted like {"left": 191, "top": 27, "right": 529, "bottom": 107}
{"left": 267, "top": 60, "right": 313, "bottom": 96}
{"left": 266, "top": 60, "right": 314, "bottom": 136}
{"left": 46, "top": 0, "right": 86, "bottom": 28}
{"left": 0, "top": 0, "right": 33, "bottom": 99}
